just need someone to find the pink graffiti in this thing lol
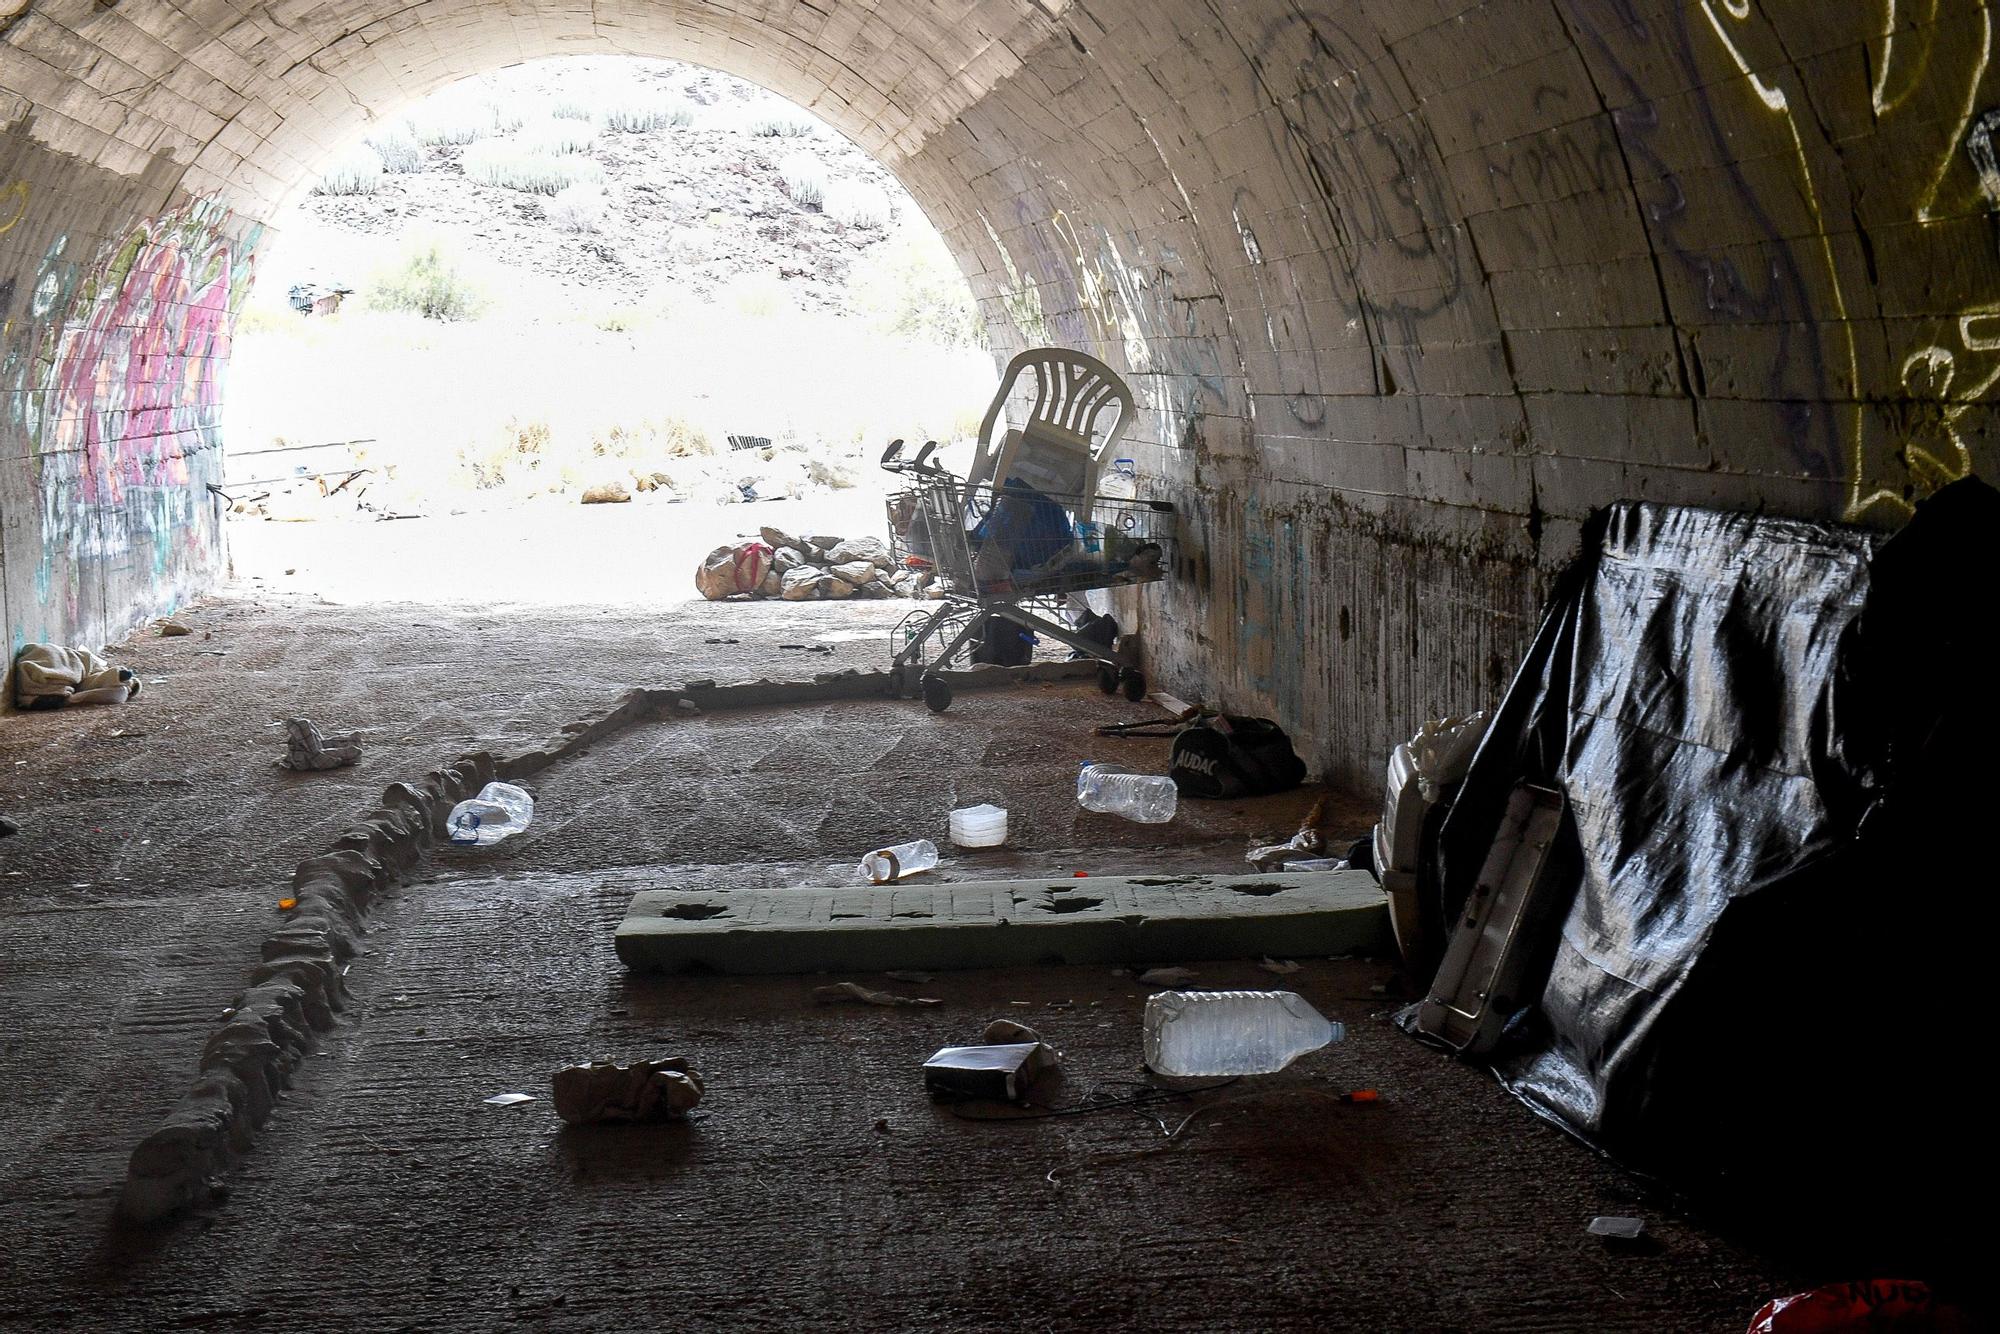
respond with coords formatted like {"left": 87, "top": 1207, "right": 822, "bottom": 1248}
{"left": 46, "top": 198, "right": 250, "bottom": 506}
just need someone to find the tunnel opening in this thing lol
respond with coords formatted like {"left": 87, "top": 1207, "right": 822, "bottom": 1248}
{"left": 221, "top": 55, "right": 997, "bottom": 610}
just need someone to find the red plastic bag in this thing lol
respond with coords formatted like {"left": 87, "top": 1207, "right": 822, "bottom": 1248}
{"left": 1746, "top": 1280, "right": 1969, "bottom": 1333}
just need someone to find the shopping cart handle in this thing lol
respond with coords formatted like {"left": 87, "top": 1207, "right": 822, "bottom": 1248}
{"left": 913, "top": 439, "right": 939, "bottom": 469}
{"left": 881, "top": 437, "right": 907, "bottom": 467}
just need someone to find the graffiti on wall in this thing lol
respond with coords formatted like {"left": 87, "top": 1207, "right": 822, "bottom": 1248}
{"left": 2, "top": 192, "right": 261, "bottom": 640}
{"left": 1687, "top": 0, "right": 1998, "bottom": 519}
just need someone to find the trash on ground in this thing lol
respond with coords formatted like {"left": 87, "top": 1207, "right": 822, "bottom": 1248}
{"left": 448, "top": 781, "right": 535, "bottom": 845}
{"left": 1338, "top": 1089, "right": 1380, "bottom": 1105}
{"left": 1374, "top": 711, "right": 1489, "bottom": 963}
{"left": 159, "top": 620, "right": 191, "bottom": 637}
{"left": 949, "top": 803, "right": 1008, "bottom": 848}
{"left": 1076, "top": 762, "right": 1178, "bottom": 823}
{"left": 1586, "top": 1215, "right": 1646, "bottom": 1240}
{"left": 982, "top": 1019, "right": 1042, "bottom": 1044}
{"left": 923, "top": 1042, "right": 1062, "bottom": 1102}
{"left": 814, "top": 981, "right": 941, "bottom": 1008}
{"left": 483, "top": 1092, "right": 537, "bottom": 1107}
{"left": 12, "top": 644, "right": 141, "bottom": 709}
{"left": 552, "top": 1058, "right": 704, "bottom": 1125}
{"left": 1137, "top": 967, "right": 1197, "bottom": 986}
{"left": 0, "top": 816, "right": 17, "bottom": 838}
{"left": 858, "top": 838, "right": 939, "bottom": 883}
{"left": 1168, "top": 715, "right": 1307, "bottom": 799}
{"left": 885, "top": 970, "right": 935, "bottom": 984}
{"left": 1143, "top": 989, "right": 1343, "bottom": 1077}
{"left": 1247, "top": 796, "right": 1326, "bottom": 869}
{"left": 1415, "top": 784, "right": 1568, "bottom": 1055}
{"left": 1745, "top": 1280, "right": 1970, "bottom": 1333}
{"left": 277, "top": 717, "right": 362, "bottom": 771}
{"left": 1281, "top": 858, "right": 1348, "bottom": 872}
{"left": 1258, "top": 957, "right": 1302, "bottom": 976}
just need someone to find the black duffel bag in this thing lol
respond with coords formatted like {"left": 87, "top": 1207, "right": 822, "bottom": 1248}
{"left": 1169, "top": 715, "right": 1307, "bottom": 798}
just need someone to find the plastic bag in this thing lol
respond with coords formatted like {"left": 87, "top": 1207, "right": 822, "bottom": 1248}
{"left": 448, "top": 781, "right": 534, "bottom": 846}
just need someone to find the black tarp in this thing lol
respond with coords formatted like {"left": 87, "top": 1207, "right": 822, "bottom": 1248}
{"left": 1418, "top": 478, "right": 1999, "bottom": 1269}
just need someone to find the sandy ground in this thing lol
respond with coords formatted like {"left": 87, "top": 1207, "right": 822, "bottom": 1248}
{"left": 0, "top": 505, "right": 1812, "bottom": 1330}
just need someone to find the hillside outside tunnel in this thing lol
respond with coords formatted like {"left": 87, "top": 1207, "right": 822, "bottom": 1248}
{"left": 4, "top": 0, "right": 1993, "bottom": 782}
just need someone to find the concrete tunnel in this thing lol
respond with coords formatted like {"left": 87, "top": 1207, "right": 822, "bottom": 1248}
{"left": 3, "top": 0, "right": 1997, "bottom": 784}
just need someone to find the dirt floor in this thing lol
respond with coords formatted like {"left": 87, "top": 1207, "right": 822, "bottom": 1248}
{"left": 0, "top": 507, "right": 1824, "bottom": 1330}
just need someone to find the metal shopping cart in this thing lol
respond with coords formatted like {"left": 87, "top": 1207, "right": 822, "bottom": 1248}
{"left": 881, "top": 437, "right": 1176, "bottom": 712}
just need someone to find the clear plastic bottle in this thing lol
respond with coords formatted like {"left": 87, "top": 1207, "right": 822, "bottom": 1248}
{"left": 1142, "top": 989, "right": 1343, "bottom": 1076}
{"left": 447, "top": 781, "right": 535, "bottom": 846}
{"left": 1076, "top": 762, "right": 1178, "bottom": 823}
{"left": 859, "top": 839, "right": 939, "bottom": 883}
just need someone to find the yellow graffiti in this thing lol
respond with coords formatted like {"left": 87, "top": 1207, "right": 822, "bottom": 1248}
{"left": 1049, "top": 208, "right": 1148, "bottom": 366}
{"left": 1699, "top": 0, "right": 1866, "bottom": 501}
{"left": 0, "top": 179, "right": 27, "bottom": 235}
{"left": 1704, "top": 2, "right": 1998, "bottom": 519}
{"left": 980, "top": 215, "right": 1047, "bottom": 343}
{"left": 1872, "top": 0, "right": 1941, "bottom": 116}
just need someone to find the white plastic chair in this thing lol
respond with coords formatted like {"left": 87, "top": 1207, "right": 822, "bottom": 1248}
{"left": 967, "top": 348, "right": 1133, "bottom": 499}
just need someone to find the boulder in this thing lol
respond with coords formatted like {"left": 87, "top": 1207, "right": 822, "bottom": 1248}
{"left": 831, "top": 560, "right": 879, "bottom": 585}
{"left": 695, "top": 541, "right": 774, "bottom": 600}
{"left": 824, "top": 576, "right": 856, "bottom": 600}
{"left": 582, "top": 480, "right": 631, "bottom": 504}
{"left": 827, "top": 535, "right": 893, "bottom": 569}
{"left": 773, "top": 546, "right": 807, "bottom": 573}
{"left": 808, "top": 534, "right": 843, "bottom": 550}
{"left": 760, "top": 525, "right": 802, "bottom": 552}
{"left": 781, "top": 566, "right": 826, "bottom": 600}
{"left": 759, "top": 567, "right": 783, "bottom": 598}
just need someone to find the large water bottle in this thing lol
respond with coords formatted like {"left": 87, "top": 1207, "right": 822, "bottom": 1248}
{"left": 1143, "top": 990, "right": 1343, "bottom": 1076}
{"left": 858, "top": 839, "right": 939, "bottom": 883}
{"left": 1076, "top": 762, "right": 1178, "bottom": 823}
{"left": 447, "top": 782, "right": 534, "bottom": 846}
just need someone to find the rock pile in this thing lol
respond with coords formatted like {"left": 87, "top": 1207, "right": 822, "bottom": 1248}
{"left": 695, "top": 525, "right": 936, "bottom": 601}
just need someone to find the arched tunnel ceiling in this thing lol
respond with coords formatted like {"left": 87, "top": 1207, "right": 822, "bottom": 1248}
{"left": 4, "top": 0, "right": 1998, "bottom": 781}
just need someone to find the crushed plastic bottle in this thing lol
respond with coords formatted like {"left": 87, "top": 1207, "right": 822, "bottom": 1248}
{"left": 1142, "top": 989, "right": 1343, "bottom": 1076}
{"left": 448, "top": 781, "right": 534, "bottom": 846}
{"left": 859, "top": 839, "right": 939, "bottom": 884}
{"left": 1076, "top": 762, "right": 1178, "bottom": 823}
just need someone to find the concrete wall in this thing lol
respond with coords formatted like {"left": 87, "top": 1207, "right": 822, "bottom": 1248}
{"left": 3, "top": 0, "right": 1995, "bottom": 780}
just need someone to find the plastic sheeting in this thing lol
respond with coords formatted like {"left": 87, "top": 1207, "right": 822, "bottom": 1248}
{"left": 1417, "top": 479, "right": 1998, "bottom": 1261}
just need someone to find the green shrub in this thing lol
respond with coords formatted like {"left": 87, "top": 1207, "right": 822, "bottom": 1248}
{"left": 847, "top": 226, "right": 981, "bottom": 347}
{"left": 517, "top": 117, "right": 597, "bottom": 155}
{"left": 364, "top": 236, "right": 488, "bottom": 322}
{"left": 598, "top": 96, "right": 693, "bottom": 132}
{"left": 778, "top": 153, "right": 825, "bottom": 209}
{"left": 365, "top": 123, "right": 426, "bottom": 173}
{"left": 312, "top": 143, "right": 383, "bottom": 196}
{"left": 461, "top": 141, "right": 603, "bottom": 194}
{"left": 823, "top": 180, "right": 893, "bottom": 228}
{"left": 549, "top": 183, "right": 610, "bottom": 233}
{"left": 748, "top": 112, "right": 816, "bottom": 137}
{"left": 408, "top": 97, "right": 494, "bottom": 146}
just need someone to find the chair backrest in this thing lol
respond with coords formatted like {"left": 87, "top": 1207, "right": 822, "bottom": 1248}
{"left": 968, "top": 348, "right": 1133, "bottom": 499}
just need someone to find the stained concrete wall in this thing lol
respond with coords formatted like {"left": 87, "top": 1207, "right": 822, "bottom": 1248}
{"left": 3, "top": 0, "right": 1995, "bottom": 779}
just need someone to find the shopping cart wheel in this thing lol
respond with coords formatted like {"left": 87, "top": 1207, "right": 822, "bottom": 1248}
{"left": 1096, "top": 664, "right": 1120, "bottom": 695}
{"left": 1119, "top": 668, "right": 1147, "bottom": 702}
{"left": 922, "top": 675, "right": 953, "bottom": 713}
